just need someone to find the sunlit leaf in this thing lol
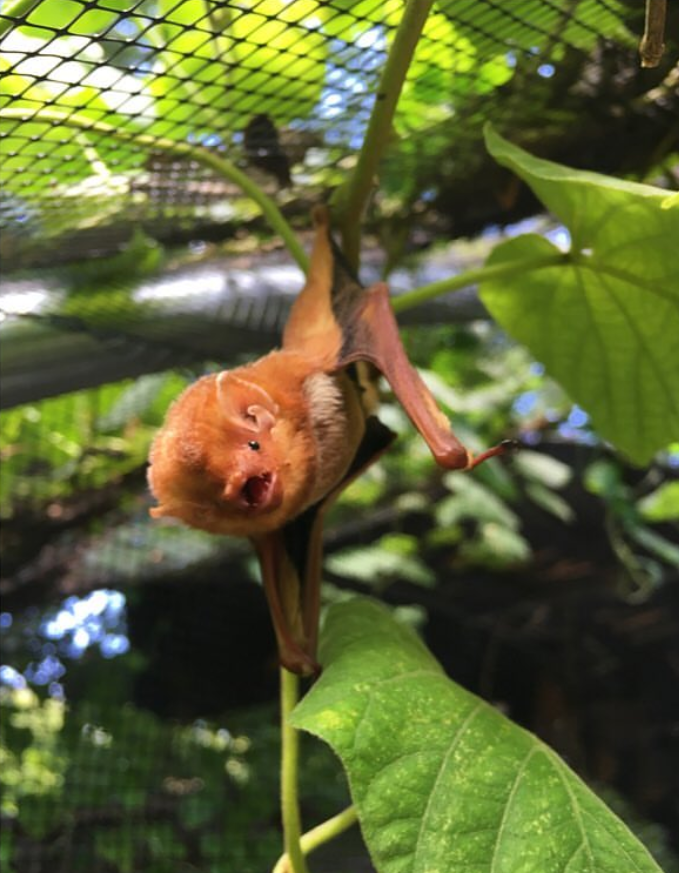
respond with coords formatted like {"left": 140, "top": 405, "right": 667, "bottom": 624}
{"left": 292, "top": 598, "right": 664, "bottom": 873}
{"left": 637, "top": 481, "right": 679, "bottom": 523}
{"left": 481, "top": 126, "right": 679, "bottom": 465}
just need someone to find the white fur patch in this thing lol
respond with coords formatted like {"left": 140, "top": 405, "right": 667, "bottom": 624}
{"left": 303, "top": 373, "right": 352, "bottom": 503}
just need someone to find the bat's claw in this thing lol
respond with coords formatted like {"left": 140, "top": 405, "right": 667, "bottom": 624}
{"left": 469, "top": 439, "right": 519, "bottom": 469}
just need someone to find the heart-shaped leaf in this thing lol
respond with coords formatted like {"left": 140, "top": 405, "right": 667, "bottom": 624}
{"left": 292, "top": 597, "right": 663, "bottom": 873}
{"left": 480, "top": 126, "right": 679, "bottom": 465}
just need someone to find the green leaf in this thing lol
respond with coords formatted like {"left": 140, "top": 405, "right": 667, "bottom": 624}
{"left": 638, "top": 481, "right": 679, "bottom": 522}
{"left": 292, "top": 598, "right": 663, "bottom": 873}
{"left": 0, "top": 32, "right": 151, "bottom": 195}
{"left": 583, "top": 460, "right": 627, "bottom": 501}
{"left": 438, "top": 472, "right": 522, "bottom": 530}
{"left": 514, "top": 450, "right": 572, "bottom": 489}
{"left": 525, "top": 481, "right": 575, "bottom": 523}
{"left": 625, "top": 522, "right": 679, "bottom": 569}
{"left": 461, "top": 521, "right": 532, "bottom": 567}
{"left": 480, "top": 126, "right": 679, "bottom": 465}
{"left": 326, "top": 539, "right": 435, "bottom": 588}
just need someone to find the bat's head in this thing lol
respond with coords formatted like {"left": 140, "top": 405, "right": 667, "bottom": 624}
{"left": 147, "top": 368, "right": 314, "bottom": 537}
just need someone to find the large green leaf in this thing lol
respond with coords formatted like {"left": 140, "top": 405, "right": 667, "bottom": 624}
{"left": 292, "top": 598, "right": 663, "bottom": 873}
{"left": 480, "top": 126, "right": 679, "bottom": 465}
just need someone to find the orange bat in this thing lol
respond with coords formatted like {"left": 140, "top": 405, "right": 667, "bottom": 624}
{"left": 148, "top": 207, "right": 512, "bottom": 675}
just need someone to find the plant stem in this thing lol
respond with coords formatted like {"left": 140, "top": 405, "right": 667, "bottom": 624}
{"left": 332, "top": 0, "right": 434, "bottom": 269}
{"left": 0, "top": 108, "right": 308, "bottom": 272}
{"left": 280, "top": 668, "right": 310, "bottom": 873}
{"left": 391, "top": 252, "right": 567, "bottom": 314}
{"left": 273, "top": 806, "right": 358, "bottom": 873}
{"left": 0, "top": 0, "right": 43, "bottom": 39}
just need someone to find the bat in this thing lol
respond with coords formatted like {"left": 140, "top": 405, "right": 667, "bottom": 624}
{"left": 148, "top": 207, "right": 513, "bottom": 675}
{"left": 244, "top": 114, "right": 292, "bottom": 188}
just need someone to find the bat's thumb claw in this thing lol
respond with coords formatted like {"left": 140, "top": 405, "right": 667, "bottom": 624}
{"left": 469, "top": 438, "right": 520, "bottom": 469}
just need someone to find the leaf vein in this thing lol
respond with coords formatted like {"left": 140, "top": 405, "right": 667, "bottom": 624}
{"left": 412, "top": 701, "right": 486, "bottom": 871}
{"left": 550, "top": 750, "right": 595, "bottom": 869}
{"left": 598, "top": 270, "right": 679, "bottom": 421}
{"left": 571, "top": 265, "right": 615, "bottom": 423}
{"left": 489, "top": 746, "right": 538, "bottom": 873}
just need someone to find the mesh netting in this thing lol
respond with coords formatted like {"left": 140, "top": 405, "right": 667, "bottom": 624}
{"left": 3, "top": 0, "right": 671, "bottom": 270}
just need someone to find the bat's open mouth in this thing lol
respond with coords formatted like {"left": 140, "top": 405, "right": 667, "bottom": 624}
{"left": 241, "top": 473, "right": 275, "bottom": 508}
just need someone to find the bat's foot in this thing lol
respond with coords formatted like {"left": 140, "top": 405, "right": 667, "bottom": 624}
{"left": 280, "top": 648, "right": 322, "bottom": 678}
{"left": 469, "top": 439, "right": 519, "bottom": 469}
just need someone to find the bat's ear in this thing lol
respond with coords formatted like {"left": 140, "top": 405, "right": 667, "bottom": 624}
{"left": 216, "top": 371, "right": 279, "bottom": 433}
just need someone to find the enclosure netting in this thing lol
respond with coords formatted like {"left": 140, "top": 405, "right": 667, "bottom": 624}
{"left": 3, "top": 0, "right": 675, "bottom": 270}
{"left": 1, "top": 1, "right": 679, "bottom": 871}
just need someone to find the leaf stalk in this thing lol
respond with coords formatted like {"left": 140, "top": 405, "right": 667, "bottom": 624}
{"left": 0, "top": 108, "right": 308, "bottom": 272}
{"left": 272, "top": 806, "right": 358, "bottom": 873}
{"left": 392, "top": 252, "right": 566, "bottom": 313}
{"left": 279, "top": 668, "right": 309, "bottom": 873}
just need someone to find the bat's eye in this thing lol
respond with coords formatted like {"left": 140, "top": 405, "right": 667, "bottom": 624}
{"left": 248, "top": 440, "right": 260, "bottom": 451}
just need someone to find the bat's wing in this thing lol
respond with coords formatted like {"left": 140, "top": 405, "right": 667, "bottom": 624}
{"left": 253, "top": 415, "right": 395, "bottom": 675}
{"left": 265, "top": 206, "right": 511, "bottom": 674}
{"left": 282, "top": 207, "right": 344, "bottom": 367}
{"left": 304, "top": 208, "right": 514, "bottom": 470}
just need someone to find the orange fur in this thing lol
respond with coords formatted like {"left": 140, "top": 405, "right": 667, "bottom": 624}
{"left": 147, "top": 349, "right": 365, "bottom": 537}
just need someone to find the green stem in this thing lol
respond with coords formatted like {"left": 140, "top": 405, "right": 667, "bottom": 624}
{"left": 298, "top": 805, "right": 358, "bottom": 855}
{"left": 0, "top": 0, "right": 42, "bottom": 39}
{"left": 333, "top": 0, "right": 434, "bottom": 269}
{"left": 273, "top": 806, "right": 358, "bottom": 873}
{"left": 280, "top": 668, "right": 309, "bottom": 873}
{"left": 0, "top": 107, "right": 308, "bottom": 272}
{"left": 391, "top": 252, "right": 567, "bottom": 314}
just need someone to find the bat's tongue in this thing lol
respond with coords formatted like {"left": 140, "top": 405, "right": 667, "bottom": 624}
{"left": 223, "top": 469, "right": 282, "bottom": 512}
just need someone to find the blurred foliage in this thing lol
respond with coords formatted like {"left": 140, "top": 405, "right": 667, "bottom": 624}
{"left": 0, "top": 0, "right": 633, "bottom": 199}
{"left": 1, "top": 372, "right": 188, "bottom": 520}
{"left": 0, "top": 686, "right": 349, "bottom": 873}
{"left": 5, "top": 0, "right": 674, "bottom": 269}
{"left": 323, "top": 319, "right": 679, "bottom": 600}
{"left": 1, "top": 688, "right": 66, "bottom": 820}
